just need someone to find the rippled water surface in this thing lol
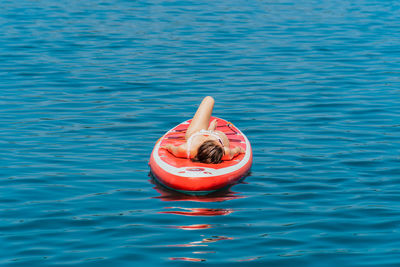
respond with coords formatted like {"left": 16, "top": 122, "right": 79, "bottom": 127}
{"left": 1, "top": 0, "right": 400, "bottom": 266}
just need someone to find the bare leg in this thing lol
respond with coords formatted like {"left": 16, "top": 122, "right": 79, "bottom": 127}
{"left": 185, "top": 96, "right": 215, "bottom": 140}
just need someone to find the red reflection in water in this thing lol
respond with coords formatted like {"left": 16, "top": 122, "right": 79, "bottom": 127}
{"left": 170, "top": 224, "right": 212, "bottom": 230}
{"left": 150, "top": 177, "right": 246, "bottom": 203}
{"left": 165, "top": 235, "right": 233, "bottom": 247}
{"left": 159, "top": 207, "right": 233, "bottom": 216}
{"left": 150, "top": 174, "right": 242, "bottom": 262}
{"left": 169, "top": 257, "right": 205, "bottom": 262}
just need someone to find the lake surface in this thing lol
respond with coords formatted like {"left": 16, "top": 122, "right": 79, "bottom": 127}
{"left": 1, "top": 0, "right": 400, "bottom": 266}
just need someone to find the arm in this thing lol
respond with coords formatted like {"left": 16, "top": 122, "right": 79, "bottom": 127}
{"left": 222, "top": 146, "right": 245, "bottom": 160}
{"left": 161, "top": 143, "right": 187, "bottom": 158}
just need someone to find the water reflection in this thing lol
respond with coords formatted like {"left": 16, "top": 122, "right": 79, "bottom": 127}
{"left": 169, "top": 224, "right": 212, "bottom": 230}
{"left": 159, "top": 207, "right": 233, "bottom": 216}
{"left": 169, "top": 257, "right": 206, "bottom": 262}
{"left": 191, "top": 236, "right": 233, "bottom": 244}
{"left": 166, "top": 235, "right": 234, "bottom": 262}
{"left": 151, "top": 175, "right": 246, "bottom": 262}
{"left": 150, "top": 176, "right": 246, "bottom": 203}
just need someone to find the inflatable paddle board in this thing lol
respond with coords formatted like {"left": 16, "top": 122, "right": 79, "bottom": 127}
{"left": 149, "top": 117, "right": 252, "bottom": 194}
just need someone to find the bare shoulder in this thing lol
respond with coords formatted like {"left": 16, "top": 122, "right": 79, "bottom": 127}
{"left": 222, "top": 147, "right": 232, "bottom": 160}
{"left": 178, "top": 143, "right": 187, "bottom": 151}
{"left": 174, "top": 143, "right": 188, "bottom": 158}
{"left": 223, "top": 146, "right": 231, "bottom": 155}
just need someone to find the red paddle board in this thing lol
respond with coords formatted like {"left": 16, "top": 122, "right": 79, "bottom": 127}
{"left": 149, "top": 117, "right": 252, "bottom": 194}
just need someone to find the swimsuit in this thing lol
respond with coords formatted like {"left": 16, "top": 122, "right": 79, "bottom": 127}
{"left": 186, "top": 129, "right": 224, "bottom": 159}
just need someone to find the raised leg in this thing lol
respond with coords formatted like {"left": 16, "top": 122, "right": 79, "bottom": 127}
{"left": 185, "top": 96, "right": 215, "bottom": 140}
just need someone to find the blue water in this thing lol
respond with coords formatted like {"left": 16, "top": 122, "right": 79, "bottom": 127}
{"left": 1, "top": 0, "right": 400, "bottom": 265}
